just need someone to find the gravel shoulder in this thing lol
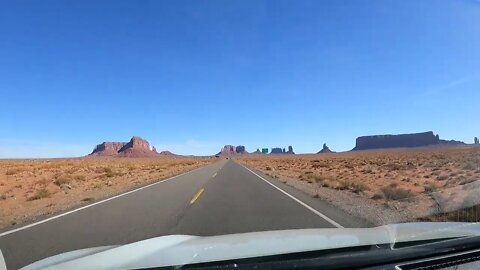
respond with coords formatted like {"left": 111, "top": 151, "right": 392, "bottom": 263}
{"left": 238, "top": 148, "right": 480, "bottom": 225}
{"left": 270, "top": 173, "right": 430, "bottom": 226}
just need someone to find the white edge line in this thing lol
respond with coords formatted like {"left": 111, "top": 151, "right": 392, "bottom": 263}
{"left": 239, "top": 163, "right": 344, "bottom": 228}
{"left": 0, "top": 164, "right": 212, "bottom": 238}
{"left": 0, "top": 249, "right": 6, "bottom": 270}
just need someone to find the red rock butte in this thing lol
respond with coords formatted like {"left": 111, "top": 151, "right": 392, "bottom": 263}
{"left": 89, "top": 136, "right": 160, "bottom": 157}
{"left": 216, "top": 145, "right": 248, "bottom": 156}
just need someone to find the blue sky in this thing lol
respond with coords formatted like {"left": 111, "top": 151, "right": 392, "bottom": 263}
{"left": 1, "top": 0, "right": 480, "bottom": 158}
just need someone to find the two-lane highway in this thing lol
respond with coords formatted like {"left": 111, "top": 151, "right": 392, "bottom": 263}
{"left": 0, "top": 159, "right": 366, "bottom": 269}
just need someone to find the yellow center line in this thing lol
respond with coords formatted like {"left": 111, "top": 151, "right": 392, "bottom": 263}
{"left": 190, "top": 187, "right": 205, "bottom": 204}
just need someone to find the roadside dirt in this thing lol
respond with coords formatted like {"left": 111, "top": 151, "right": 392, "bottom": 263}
{"left": 0, "top": 157, "right": 215, "bottom": 230}
{"left": 238, "top": 147, "right": 480, "bottom": 225}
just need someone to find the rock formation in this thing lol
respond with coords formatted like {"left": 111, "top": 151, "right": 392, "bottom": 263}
{"left": 159, "top": 150, "right": 176, "bottom": 156}
{"left": 270, "top": 146, "right": 295, "bottom": 154}
{"left": 216, "top": 145, "right": 248, "bottom": 156}
{"left": 438, "top": 139, "right": 466, "bottom": 145}
{"left": 235, "top": 145, "right": 246, "bottom": 154}
{"left": 90, "top": 142, "right": 126, "bottom": 156}
{"left": 318, "top": 143, "right": 334, "bottom": 154}
{"left": 475, "top": 137, "right": 479, "bottom": 145}
{"left": 116, "top": 136, "right": 159, "bottom": 157}
{"left": 89, "top": 136, "right": 159, "bottom": 157}
{"left": 270, "top": 147, "right": 283, "bottom": 154}
{"left": 352, "top": 131, "right": 464, "bottom": 151}
{"left": 224, "top": 145, "right": 236, "bottom": 155}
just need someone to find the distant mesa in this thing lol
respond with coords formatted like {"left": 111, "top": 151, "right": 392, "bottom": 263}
{"left": 235, "top": 145, "right": 246, "bottom": 154}
{"left": 215, "top": 145, "right": 296, "bottom": 156}
{"left": 216, "top": 145, "right": 235, "bottom": 156}
{"left": 159, "top": 150, "right": 177, "bottom": 156}
{"left": 152, "top": 147, "right": 178, "bottom": 156}
{"left": 90, "top": 136, "right": 160, "bottom": 157}
{"left": 270, "top": 147, "right": 283, "bottom": 154}
{"left": 352, "top": 131, "right": 465, "bottom": 151}
{"left": 270, "top": 146, "right": 294, "bottom": 155}
{"left": 216, "top": 145, "right": 248, "bottom": 156}
{"left": 90, "top": 142, "right": 126, "bottom": 156}
{"left": 318, "top": 143, "right": 334, "bottom": 154}
{"left": 116, "top": 136, "right": 159, "bottom": 157}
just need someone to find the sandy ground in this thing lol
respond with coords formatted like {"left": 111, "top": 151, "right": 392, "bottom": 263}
{"left": 0, "top": 157, "right": 215, "bottom": 230}
{"left": 2, "top": 148, "right": 478, "bottom": 230}
{"left": 238, "top": 147, "right": 480, "bottom": 225}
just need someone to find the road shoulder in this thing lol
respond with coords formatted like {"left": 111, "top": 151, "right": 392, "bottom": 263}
{"left": 236, "top": 160, "right": 372, "bottom": 228}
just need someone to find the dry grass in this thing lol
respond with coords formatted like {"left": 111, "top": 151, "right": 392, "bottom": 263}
{"left": 300, "top": 173, "right": 369, "bottom": 193}
{"left": 6, "top": 168, "right": 22, "bottom": 175}
{"left": 53, "top": 174, "right": 73, "bottom": 186}
{"left": 240, "top": 147, "right": 480, "bottom": 195}
{"left": 0, "top": 156, "right": 215, "bottom": 229}
{"left": 239, "top": 147, "right": 480, "bottom": 221}
{"left": 27, "top": 188, "right": 51, "bottom": 201}
{"left": 380, "top": 186, "right": 415, "bottom": 201}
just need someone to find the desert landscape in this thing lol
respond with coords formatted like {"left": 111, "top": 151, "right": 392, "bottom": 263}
{"left": 0, "top": 136, "right": 219, "bottom": 229}
{"left": 0, "top": 155, "right": 214, "bottom": 230}
{"left": 238, "top": 146, "right": 480, "bottom": 225}
{"left": 3, "top": 4, "right": 478, "bottom": 267}
{"left": 2, "top": 132, "right": 480, "bottom": 230}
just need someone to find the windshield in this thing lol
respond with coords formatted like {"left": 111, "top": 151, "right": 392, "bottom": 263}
{"left": 1, "top": 1, "right": 480, "bottom": 269}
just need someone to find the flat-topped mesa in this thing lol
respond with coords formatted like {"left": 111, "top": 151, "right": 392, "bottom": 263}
{"left": 270, "top": 147, "right": 283, "bottom": 154}
{"left": 89, "top": 136, "right": 159, "bottom": 157}
{"left": 217, "top": 145, "right": 235, "bottom": 156}
{"left": 352, "top": 131, "right": 465, "bottom": 151}
{"left": 117, "top": 136, "right": 159, "bottom": 157}
{"left": 353, "top": 131, "right": 438, "bottom": 151}
{"left": 216, "top": 145, "right": 248, "bottom": 156}
{"left": 235, "top": 145, "right": 246, "bottom": 154}
{"left": 270, "top": 146, "right": 295, "bottom": 154}
{"left": 119, "top": 136, "right": 151, "bottom": 153}
{"left": 90, "top": 142, "right": 126, "bottom": 156}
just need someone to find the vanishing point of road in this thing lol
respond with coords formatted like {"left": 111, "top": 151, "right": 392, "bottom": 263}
{"left": 0, "top": 159, "right": 367, "bottom": 269}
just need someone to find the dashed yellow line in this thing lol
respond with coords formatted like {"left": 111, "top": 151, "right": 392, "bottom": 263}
{"left": 190, "top": 188, "right": 205, "bottom": 204}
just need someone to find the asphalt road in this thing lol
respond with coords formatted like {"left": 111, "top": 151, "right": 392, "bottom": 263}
{"left": 0, "top": 159, "right": 366, "bottom": 269}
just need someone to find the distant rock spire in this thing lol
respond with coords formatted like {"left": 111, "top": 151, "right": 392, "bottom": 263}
{"left": 318, "top": 143, "right": 334, "bottom": 154}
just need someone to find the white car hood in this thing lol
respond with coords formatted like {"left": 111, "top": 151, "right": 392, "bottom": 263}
{"left": 18, "top": 222, "right": 480, "bottom": 270}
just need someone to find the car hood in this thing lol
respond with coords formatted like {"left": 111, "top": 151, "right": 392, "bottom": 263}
{"left": 18, "top": 222, "right": 480, "bottom": 270}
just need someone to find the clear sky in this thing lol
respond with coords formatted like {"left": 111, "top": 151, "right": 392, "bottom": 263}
{"left": 1, "top": 0, "right": 480, "bottom": 158}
